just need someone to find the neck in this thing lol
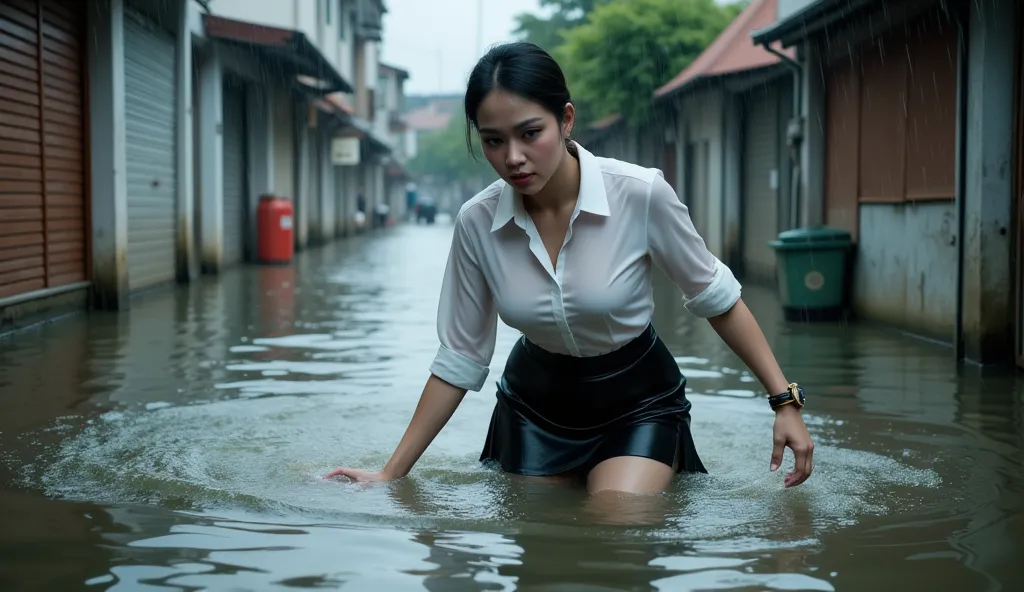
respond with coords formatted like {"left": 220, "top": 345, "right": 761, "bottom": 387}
{"left": 523, "top": 148, "right": 580, "bottom": 213}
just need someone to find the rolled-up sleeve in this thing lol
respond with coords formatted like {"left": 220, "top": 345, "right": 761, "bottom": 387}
{"left": 428, "top": 213, "right": 498, "bottom": 391}
{"left": 646, "top": 172, "right": 742, "bottom": 318}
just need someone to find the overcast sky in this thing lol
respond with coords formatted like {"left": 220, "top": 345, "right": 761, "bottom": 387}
{"left": 379, "top": 0, "right": 547, "bottom": 96}
{"left": 379, "top": 0, "right": 737, "bottom": 97}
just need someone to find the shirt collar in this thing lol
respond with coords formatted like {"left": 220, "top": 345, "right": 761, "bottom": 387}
{"left": 490, "top": 141, "right": 610, "bottom": 233}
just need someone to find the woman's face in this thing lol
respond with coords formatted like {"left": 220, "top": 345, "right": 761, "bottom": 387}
{"left": 475, "top": 90, "right": 574, "bottom": 196}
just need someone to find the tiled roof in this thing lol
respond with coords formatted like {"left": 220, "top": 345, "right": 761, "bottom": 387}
{"left": 654, "top": 0, "right": 793, "bottom": 99}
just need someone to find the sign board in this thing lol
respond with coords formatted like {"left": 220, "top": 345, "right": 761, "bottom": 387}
{"left": 331, "top": 137, "right": 361, "bottom": 166}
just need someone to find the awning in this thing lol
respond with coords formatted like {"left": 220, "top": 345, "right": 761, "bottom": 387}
{"left": 345, "top": 116, "right": 392, "bottom": 154}
{"left": 750, "top": 0, "right": 883, "bottom": 47}
{"left": 203, "top": 14, "right": 353, "bottom": 93}
{"left": 319, "top": 105, "right": 391, "bottom": 154}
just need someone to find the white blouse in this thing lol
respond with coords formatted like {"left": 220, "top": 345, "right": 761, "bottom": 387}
{"left": 429, "top": 142, "right": 743, "bottom": 392}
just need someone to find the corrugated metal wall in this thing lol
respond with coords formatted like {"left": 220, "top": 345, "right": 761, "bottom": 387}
{"left": 742, "top": 82, "right": 780, "bottom": 282}
{"left": 124, "top": 6, "right": 177, "bottom": 292}
{"left": 221, "top": 81, "right": 246, "bottom": 266}
{"left": 0, "top": 0, "right": 86, "bottom": 299}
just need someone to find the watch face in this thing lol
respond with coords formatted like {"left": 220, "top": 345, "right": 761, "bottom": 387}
{"left": 796, "top": 387, "right": 806, "bottom": 406}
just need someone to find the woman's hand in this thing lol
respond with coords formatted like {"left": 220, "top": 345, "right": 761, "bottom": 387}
{"left": 323, "top": 467, "right": 395, "bottom": 483}
{"left": 770, "top": 405, "right": 814, "bottom": 487}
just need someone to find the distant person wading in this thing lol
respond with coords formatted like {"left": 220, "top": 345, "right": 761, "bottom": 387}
{"left": 325, "top": 42, "right": 815, "bottom": 496}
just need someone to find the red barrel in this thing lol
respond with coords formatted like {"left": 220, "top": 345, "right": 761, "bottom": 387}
{"left": 257, "top": 195, "right": 294, "bottom": 264}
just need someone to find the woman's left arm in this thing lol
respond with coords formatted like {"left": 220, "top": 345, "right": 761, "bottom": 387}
{"left": 707, "top": 299, "right": 814, "bottom": 488}
{"left": 645, "top": 172, "right": 814, "bottom": 488}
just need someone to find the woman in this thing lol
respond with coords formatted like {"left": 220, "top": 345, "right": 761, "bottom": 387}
{"left": 325, "top": 42, "right": 814, "bottom": 494}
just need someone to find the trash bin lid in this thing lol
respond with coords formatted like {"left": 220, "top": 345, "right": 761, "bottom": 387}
{"left": 775, "top": 226, "right": 852, "bottom": 244}
{"left": 769, "top": 225, "right": 852, "bottom": 250}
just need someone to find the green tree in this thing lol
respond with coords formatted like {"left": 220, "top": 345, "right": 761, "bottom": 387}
{"left": 512, "top": 0, "right": 610, "bottom": 53}
{"left": 556, "top": 0, "right": 739, "bottom": 124}
{"left": 407, "top": 116, "right": 492, "bottom": 185}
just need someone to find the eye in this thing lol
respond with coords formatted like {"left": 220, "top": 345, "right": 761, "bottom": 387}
{"left": 523, "top": 129, "right": 541, "bottom": 139}
{"left": 483, "top": 137, "right": 502, "bottom": 147}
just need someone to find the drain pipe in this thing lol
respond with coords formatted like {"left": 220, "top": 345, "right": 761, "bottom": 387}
{"left": 763, "top": 45, "right": 804, "bottom": 230}
{"left": 952, "top": 18, "right": 969, "bottom": 361}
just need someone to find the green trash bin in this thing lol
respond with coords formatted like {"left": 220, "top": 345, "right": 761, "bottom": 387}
{"left": 768, "top": 226, "right": 852, "bottom": 320}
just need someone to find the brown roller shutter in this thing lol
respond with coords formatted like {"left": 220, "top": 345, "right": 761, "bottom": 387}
{"left": 0, "top": 0, "right": 86, "bottom": 300}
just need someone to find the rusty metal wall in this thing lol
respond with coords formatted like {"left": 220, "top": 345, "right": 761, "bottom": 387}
{"left": 824, "top": 8, "right": 959, "bottom": 241}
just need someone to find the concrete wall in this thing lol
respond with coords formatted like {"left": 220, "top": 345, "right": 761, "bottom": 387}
{"left": 207, "top": 0, "right": 294, "bottom": 31}
{"left": 853, "top": 202, "right": 959, "bottom": 341}
{"left": 961, "top": 0, "right": 1017, "bottom": 364}
{"left": 336, "top": 1, "right": 356, "bottom": 84}
{"left": 88, "top": 0, "right": 130, "bottom": 310}
{"left": 680, "top": 89, "right": 726, "bottom": 258}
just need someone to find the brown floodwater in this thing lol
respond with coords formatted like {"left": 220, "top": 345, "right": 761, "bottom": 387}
{"left": 1, "top": 220, "right": 1022, "bottom": 591}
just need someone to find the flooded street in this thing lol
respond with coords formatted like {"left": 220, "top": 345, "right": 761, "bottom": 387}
{"left": 1, "top": 220, "right": 1023, "bottom": 591}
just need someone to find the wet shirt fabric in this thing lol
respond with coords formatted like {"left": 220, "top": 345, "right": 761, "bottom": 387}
{"left": 430, "top": 142, "right": 742, "bottom": 392}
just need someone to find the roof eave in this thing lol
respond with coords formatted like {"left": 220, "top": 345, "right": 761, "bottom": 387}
{"left": 203, "top": 14, "right": 354, "bottom": 94}
{"left": 653, "top": 63, "right": 790, "bottom": 103}
{"left": 750, "top": 0, "right": 882, "bottom": 47}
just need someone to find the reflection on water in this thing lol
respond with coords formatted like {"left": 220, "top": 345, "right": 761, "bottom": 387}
{"left": 1, "top": 223, "right": 1022, "bottom": 591}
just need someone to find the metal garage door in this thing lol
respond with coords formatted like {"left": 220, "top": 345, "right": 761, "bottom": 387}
{"left": 742, "top": 83, "right": 780, "bottom": 283}
{"left": 0, "top": 0, "right": 87, "bottom": 300}
{"left": 222, "top": 80, "right": 246, "bottom": 266}
{"left": 124, "top": 6, "right": 176, "bottom": 292}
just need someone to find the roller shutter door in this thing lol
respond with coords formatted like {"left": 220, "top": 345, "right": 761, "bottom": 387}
{"left": 222, "top": 81, "right": 246, "bottom": 266}
{"left": 0, "top": 0, "right": 87, "bottom": 299}
{"left": 124, "top": 6, "right": 177, "bottom": 292}
{"left": 742, "top": 83, "right": 780, "bottom": 282}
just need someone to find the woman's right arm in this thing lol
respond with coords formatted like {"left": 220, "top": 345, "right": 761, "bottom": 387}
{"left": 325, "top": 374, "right": 467, "bottom": 482}
{"left": 324, "top": 210, "right": 497, "bottom": 483}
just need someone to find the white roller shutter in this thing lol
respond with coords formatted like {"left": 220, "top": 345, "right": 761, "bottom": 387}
{"left": 124, "top": 6, "right": 177, "bottom": 292}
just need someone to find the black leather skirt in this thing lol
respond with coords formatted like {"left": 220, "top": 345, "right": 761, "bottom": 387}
{"left": 479, "top": 324, "right": 707, "bottom": 477}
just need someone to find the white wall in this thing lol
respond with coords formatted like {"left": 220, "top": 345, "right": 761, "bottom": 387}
{"left": 681, "top": 88, "right": 725, "bottom": 258}
{"left": 365, "top": 41, "right": 380, "bottom": 92}
{"left": 404, "top": 128, "right": 417, "bottom": 159}
{"left": 207, "top": 0, "right": 294, "bottom": 31}
{"left": 317, "top": 0, "right": 341, "bottom": 76}
{"left": 336, "top": 0, "right": 356, "bottom": 84}
{"left": 293, "top": 0, "right": 318, "bottom": 54}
